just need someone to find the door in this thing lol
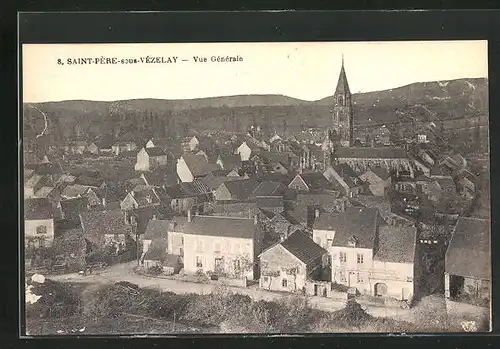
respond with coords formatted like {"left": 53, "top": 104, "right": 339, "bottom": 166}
{"left": 375, "top": 283, "right": 388, "bottom": 297}
{"left": 314, "top": 284, "right": 319, "bottom": 296}
{"left": 214, "top": 257, "right": 224, "bottom": 274}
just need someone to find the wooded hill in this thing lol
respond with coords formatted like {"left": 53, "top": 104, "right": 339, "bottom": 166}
{"left": 23, "top": 77, "right": 488, "bottom": 145}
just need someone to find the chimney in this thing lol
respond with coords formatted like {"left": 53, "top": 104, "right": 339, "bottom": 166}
{"left": 315, "top": 208, "right": 320, "bottom": 218}
{"left": 254, "top": 214, "right": 258, "bottom": 225}
{"left": 187, "top": 209, "right": 192, "bottom": 223}
{"left": 102, "top": 197, "right": 106, "bottom": 207}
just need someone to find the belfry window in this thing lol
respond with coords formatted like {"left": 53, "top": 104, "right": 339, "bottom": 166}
{"left": 338, "top": 96, "right": 344, "bottom": 106}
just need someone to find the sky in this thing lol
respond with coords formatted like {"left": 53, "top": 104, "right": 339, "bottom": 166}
{"left": 22, "top": 41, "right": 488, "bottom": 103}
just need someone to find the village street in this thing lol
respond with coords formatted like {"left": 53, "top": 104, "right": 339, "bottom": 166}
{"left": 47, "top": 261, "right": 418, "bottom": 323}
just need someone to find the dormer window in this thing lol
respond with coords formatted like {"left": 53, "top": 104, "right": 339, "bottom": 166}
{"left": 348, "top": 235, "right": 359, "bottom": 247}
{"left": 146, "top": 195, "right": 152, "bottom": 204}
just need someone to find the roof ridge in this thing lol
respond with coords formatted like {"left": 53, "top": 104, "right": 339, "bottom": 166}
{"left": 196, "top": 214, "right": 253, "bottom": 220}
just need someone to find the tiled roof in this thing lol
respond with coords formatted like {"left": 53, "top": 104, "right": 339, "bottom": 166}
{"left": 374, "top": 225, "right": 417, "bottom": 263}
{"left": 255, "top": 151, "right": 291, "bottom": 166}
{"left": 257, "top": 173, "right": 294, "bottom": 185}
{"left": 296, "top": 193, "right": 340, "bottom": 207}
{"left": 211, "top": 202, "right": 258, "bottom": 215}
{"left": 144, "top": 147, "right": 166, "bottom": 157}
{"left": 24, "top": 169, "right": 34, "bottom": 181}
{"left": 75, "top": 175, "right": 105, "bottom": 188}
{"left": 313, "top": 207, "right": 379, "bottom": 249}
{"left": 200, "top": 176, "right": 242, "bottom": 191}
{"left": 182, "top": 153, "right": 221, "bottom": 177}
{"left": 218, "top": 154, "right": 242, "bottom": 170}
{"left": 62, "top": 184, "right": 90, "bottom": 198}
{"left": 252, "top": 181, "right": 287, "bottom": 197}
{"left": 24, "top": 198, "right": 53, "bottom": 220}
{"left": 25, "top": 174, "right": 44, "bottom": 188}
{"left": 369, "top": 166, "right": 391, "bottom": 181}
{"left": 335, "top": 147, "right": 407, "bottom": 159}
{"left": 351, "top": 195, "right": 391, "bottom": 220}
{"left": 80, "top": 209, "right": 132, "bottom": 243}
{"left": 132, "top": 206, "right": 163, "bottom": 234}
{"left": 256, "top": 196, "right": 284, "bottom": 209}
{"left": 130, "top": 187, "right": 160, "bottom": 207}
{"left": 281, "top": 231, "right": 328, "bottom": 265}
{"left": 436, "top": 177, "right": 457, "bottom": 195}
{"left": 177, "top": 215, "right": 257, "bottom": 239}
{"left": 61, "top": 197, "right": 89, "bottom": 218}
{"left": 220, "top": 179, "right": 260, "bottom": 201}
{"left": 34, "top": 186, "right": 55, "bottom": 198}
{"left": 330, "top": 164, "right": 363, "bottom": 188}
{"left": 274, "top": 211, "right": 301, "bottom": 225}
{"left": 163, "top": 180, "right": 211, "bottom": 199}
{"left": 445, "top": 217, "right": 490, "bottom": 280}
{"left": 143, "top": 219, "right": 170, "bottom": 240}
{"left": 295, "top": 172, "right": 334, "bottom": 191}
{"left": 143, "top": 238, "right": 168, "bottom": 261}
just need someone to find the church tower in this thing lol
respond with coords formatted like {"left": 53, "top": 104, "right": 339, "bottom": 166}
{"left": 331, "top": 55, "right": 354, "bottom": 147}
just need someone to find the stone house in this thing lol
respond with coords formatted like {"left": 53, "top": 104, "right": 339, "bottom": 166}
{"left": 323, "top": 164, "right": 365, "bottom": 198}
{"left": 236, "top": 141, "right": 263, "bottom": 161}
{"left": 120, "top": 186, "right": 161, "bottom": 211}
{"left": 371, "top": 225, "right": 417, "bottom": 301}
{"left": 313, "top": 207, "right": 417, "bottom": 301}
{"left": 216, "top": 154, "right": 242, "bottom": 171}
{"left": 79, "top": 209, "right": 134, "bottom": 251}
{"left": 179, "top": 215, "right": 264, "bottom": 280}
{"left": 112, "top": 141, "right": 137, "bottom": 156}
{"left": 359, "top": 166, "right": 391, "bottom": 197}
{"left": 259, "top": 231, "right": 328, "bottom": 293}
{"left": 445, "top": 217, "right": 490, "bottom": 303}
{"left": 176, "top": 153, "right": 221, "bottom": 183}
{"left": 161, "top": 180, "right": 212, "bottom": 214}
{"left": 24, "top": 198, "right": 55, "bottom": 249}
{"left": 213, "top": 179, "right": 260, "bottom": 202}
{"left": 134, "top": 147, "right": 169, "bottom": 172}
{"left": 288, "top": 172, "right": 335, "bottom": 193}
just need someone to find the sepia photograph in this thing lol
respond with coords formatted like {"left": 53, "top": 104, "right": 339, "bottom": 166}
{"left": 21, "top": 40, "right": 490, "bottom": 335}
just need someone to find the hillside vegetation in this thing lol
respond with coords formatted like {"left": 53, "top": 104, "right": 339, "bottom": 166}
{"left": 23, "top": 78, "right": 488, "bottom": 144}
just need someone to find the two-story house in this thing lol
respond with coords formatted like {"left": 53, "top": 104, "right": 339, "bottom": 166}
{"left": 258, "top": 230, "right": 328, "bottom": 293}
{"left": 323, "top": 164, "right": 366, "bottom": 198}
{"left": 176, "top": 153, "right": 221, "bottom": 183}
{"left": 134, "top": 147, "right": 169, "bottom": 172}
{"left": 312, "top": 207, "right": 418, "bottom": 301}
{"left": 179, "top": 214, "right": 264, "bottom": 280}
{"left": 313, "top": 207, "right": 379, "bottom": 294}
{"left": 24, "top": 198, "right": 55, "bottom": 249}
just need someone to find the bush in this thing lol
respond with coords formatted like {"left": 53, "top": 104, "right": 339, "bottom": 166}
{"left": 26, "top": 280, "right": 82, "bottom": 319}
{"left": 148, "top": 265, "right": 163, "bottom": 275}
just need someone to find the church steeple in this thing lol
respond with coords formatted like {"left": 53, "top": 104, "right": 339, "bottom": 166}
{"left": 331, "top": 55, "right": 354, "bottom": 147}
{"left": 335, "top": 54, "right": 351, "bottom": 96}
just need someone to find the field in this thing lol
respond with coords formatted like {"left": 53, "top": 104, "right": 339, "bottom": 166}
{"left": 24, "top": 280, "right": 490, "bottom": 335}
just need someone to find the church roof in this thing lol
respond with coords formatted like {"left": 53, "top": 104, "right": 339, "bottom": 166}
{"left": 335, "top": 58, "right": 351, "bottom": 96}
{"left": 336, "top": 147, "right": 408, "bottom": 159}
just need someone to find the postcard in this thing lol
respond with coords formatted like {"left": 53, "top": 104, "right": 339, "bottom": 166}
{"left": 21, "top": 41, "right": 490, "bottom": 335}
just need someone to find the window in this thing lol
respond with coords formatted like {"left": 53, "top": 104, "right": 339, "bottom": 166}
{"left": 38, "top": 236, "right": 46, "bottom": 248}
{"left": 357, "top": 254, "right": 364, "bottom": 264}
{"left": 338, "top": 96, "right": 344, "bottom": 106}
{"left": 339, "top": 271, "right": 346, "bottom": 282}
{"left": 196, "top": 240, "right": 203, "bottom": 253}
{"left": 406, "top": 276, "right": 413, "bottom": 282}
{"left": 326, "top": 238, "right": 333, "bottom": 247}
{"left": 357, "top": 273, "right": 364, "bottom": 283}
{"left": 339, "top": 252, "right": 347, "bottom": 263}
{"left": 36, "top": 225, "right": 47, "bottom": 234}
{"left": 214, "top": 242, "right": 221, "bottom": 253}
{"left": 263, "top": 276, "right": 269, "bottom": 282}
{"left": 234, "top": 259, "right": 241, "bottom": 272}
{"left": 196, "top": 256, "right": 203, "bottom": 268}
{"left": 282, "top": 279, "right": 288, "bottom": 288}
{"left": 146, "top": 195, "right": 152, "bottom": 204}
